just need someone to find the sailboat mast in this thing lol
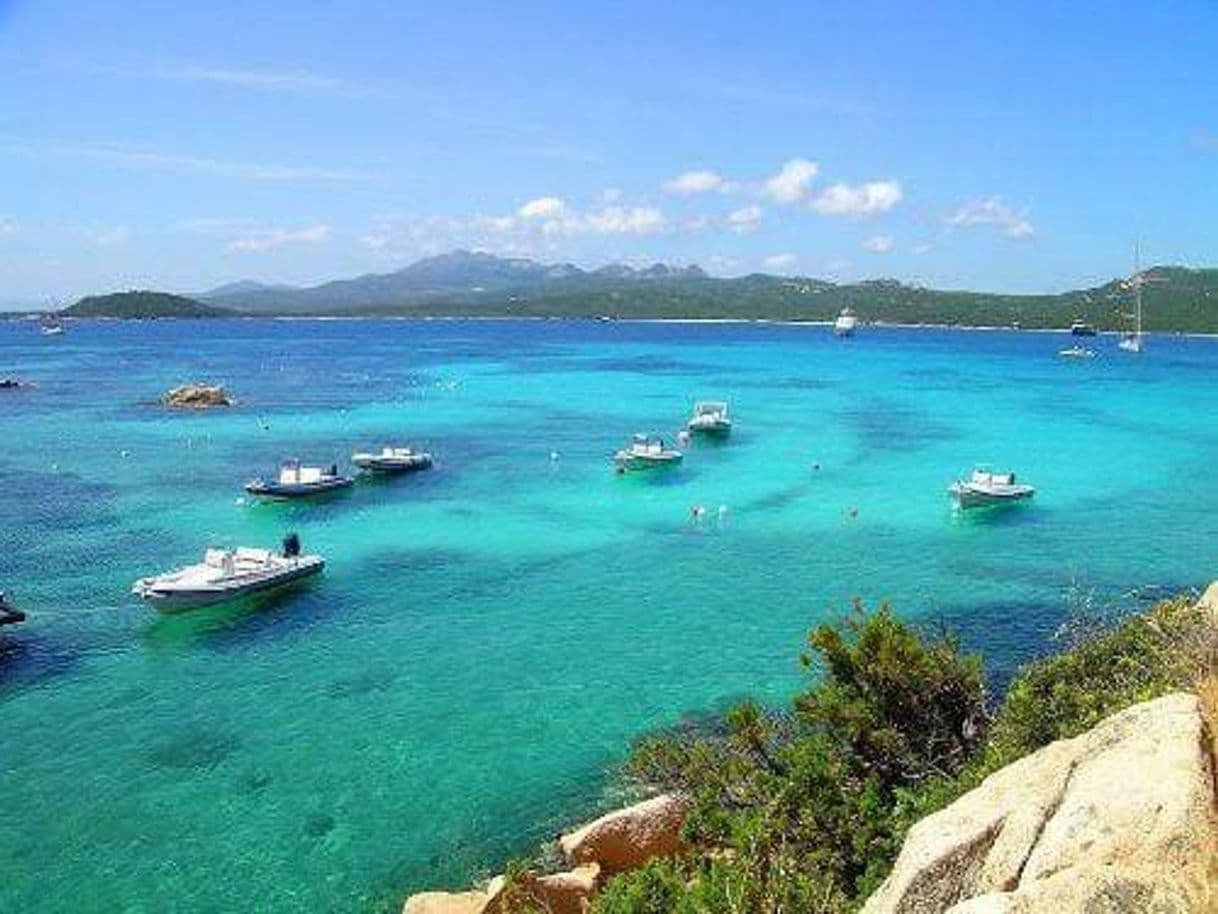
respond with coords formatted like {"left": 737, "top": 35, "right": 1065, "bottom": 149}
{"left": 1134, "top": 242, "right": 1142, "bottom": 338}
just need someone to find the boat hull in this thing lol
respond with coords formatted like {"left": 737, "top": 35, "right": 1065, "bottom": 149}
{"left": 352, "top": 455, "right": 433, "bottom": 473}
{"left": 614, "top": 454, "right": 683, "bottom": 472}
{"left": 949, "top": 485, "right": 1035, "bottom": 510}
{"left": 135, "top": 558, "right": 324, "bottom": 613}
{"left": 245, "top": 478, "right": 353, "bottom": 499}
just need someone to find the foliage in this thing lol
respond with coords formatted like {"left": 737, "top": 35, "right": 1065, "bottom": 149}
{"left": 595, "top": 594, "right": 1214, "bottom": 914}
{"left": 64, "top": 290, "right": 230, "bottom": 318}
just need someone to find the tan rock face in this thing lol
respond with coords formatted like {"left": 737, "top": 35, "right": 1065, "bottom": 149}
{"left": 481, "top": 863, "right": 600, "bottom": 914}
{"left": 401, "top": 890, "right": 487, "bottom": 914}
{"left": 163, "top": 383, "right": 232, "bottom": 408}
{"left": 863, "top": 692, "right": 1217, "bottom": 914}
{"left": 559, "top": 794, "right": 688, "bottom": 874}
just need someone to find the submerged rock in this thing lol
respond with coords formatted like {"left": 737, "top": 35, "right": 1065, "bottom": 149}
{"left": 162, "top": 383, "right": 233, "bottom": 409}
{"left": 863, "top": 692, "right": 1217, "bottom": 913}
{"left": 558, "top": 793, "right": 688, "bottom": 874}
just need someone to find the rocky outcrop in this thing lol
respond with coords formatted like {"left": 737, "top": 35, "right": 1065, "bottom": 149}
{"left": 402, "top": 794, "right": 687, "bottom": 914}
{"left": 559, "top": 793, "right": 688, "bottom": 874}
{"left": 162, "top": 383, "right": 232, "bottom": 409}
{"left": 863, "top": 692, "right": 1217, "bottom": 914}
{"left": 401, "top": 891, "right": 488, "bottom": 914}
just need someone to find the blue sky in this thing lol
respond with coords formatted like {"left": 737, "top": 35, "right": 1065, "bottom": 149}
{"left": 1, "top": 0, "right": 1216, "bottom": 304}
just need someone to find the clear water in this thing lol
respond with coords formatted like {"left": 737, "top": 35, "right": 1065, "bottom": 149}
{"left": 2, "top": 319, "right": 1216, "bottom": 912}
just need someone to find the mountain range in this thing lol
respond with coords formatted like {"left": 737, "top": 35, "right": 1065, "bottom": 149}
{"left": 59, "top": 250, "right": 1218, "bottom": 332}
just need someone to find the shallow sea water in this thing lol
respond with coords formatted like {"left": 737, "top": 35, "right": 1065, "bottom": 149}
{"left": 2, "top": 318, "right": 1216, "bottom": 911}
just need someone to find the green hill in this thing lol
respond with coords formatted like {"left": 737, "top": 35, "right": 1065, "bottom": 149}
{"left": 65, "top": 290, "right": 231, "bottom": 319}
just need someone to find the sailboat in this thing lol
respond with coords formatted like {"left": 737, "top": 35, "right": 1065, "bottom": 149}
{"left": 1118, "top": 246, "right": 1145, "bottom": 353}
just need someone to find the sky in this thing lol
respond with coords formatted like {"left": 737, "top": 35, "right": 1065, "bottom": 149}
{"left": 1, "top": 0, "right": 1216, "bottom": 305}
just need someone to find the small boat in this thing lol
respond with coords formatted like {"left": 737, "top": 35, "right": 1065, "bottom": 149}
{"left": 352, "top": 446, "right": 433, "bottom": 474}
{"left": 1059, "top": 345, "right": 1096, "bottom": 359}
{"left": 132, "top": 534, "right": 324, "bottom": 613}
{"left": 949, "top": 469, "right": 1035, "bottom": 509}
{"left": 1069, "top": 321, "right": 1098, "bottom": 336}
{"left": 245, "top": 460, "right": 354, "bottom": 499}
{"left": 687, "top": 401, "right": 731, "bottom": 436}
{"left": 40, "top": 317, "right": 65, "bottom": 336}
{"left": 0, "top": 591, "right": 26, "bottom": 627}
{"left": 833, "top": 307, "right": 858, "bottom": 337}
{"left": 614, "top": 434, "right": 683, "bottom": 472}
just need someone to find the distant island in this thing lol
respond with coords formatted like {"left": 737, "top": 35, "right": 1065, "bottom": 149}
{"left": 65, "top": 290, "right": 231, "bottom": 319}
{"left": 58, "top": 250, "right": 1218, "bottom": 331}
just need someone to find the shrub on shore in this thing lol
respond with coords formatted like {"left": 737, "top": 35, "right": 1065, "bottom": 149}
{"left": 594, "top": 594, "right": 1215, "bottom": 914}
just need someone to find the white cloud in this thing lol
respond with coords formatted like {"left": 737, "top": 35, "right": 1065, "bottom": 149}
{"left": 0, "top": 142, "right": 372, "bottom": 182}
{"left": 861, "top": 235, "right": 894, "bottom": 254}
{"left": 171, "top": 66, "right": 378, "bottom": 98}
{"left": 601, "top": 187, "right": 623, "bottom": 203}
{"left": 518, "top": 196, "right": 568, "bottom": 220}
{"left": 763, "top": 253, "right": 797, "bottom": 271}
{"left": 580, "top": 205, "right": 666, "bottom": 235}
{"left": 944, "top": 197, "right": 1035, "bottom": 238}
{"left": 727, "top": 204, "right": 762, "bottom": 234}
{"left": 911, "top": 242, "right": 934, "bottom": 255}
{"left": 228, "top": 224, "right": 330, "bottom": 253}
{"left": 762, "top": 158, "right": 819, "bottom": 204}
{"left": 474, "top": 215, "right": 517, "bottom": 233}
{"left": 812, "top": 180, "right": 903, "bottom": 216}
{"left": 663, "top": 169, "right": 730, "bottom": 195}
{"left": 0, "top": 217, "right": 16, "bottom": 237}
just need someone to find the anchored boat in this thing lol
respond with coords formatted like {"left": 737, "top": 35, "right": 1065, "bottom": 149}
{"left": 1059, "top": 345, "right": 1096, "bottom": 359}
{"left": 132, "top": 534, "right": 324, "bottom": 613}
{"left": 352, "top": 446, "right": 433, "bottom": 474}
{"left": 614, "top": 434, "right": 683, "bottom": 472}
{"left": 949, "top": 469, "right": 1035, "bottom": 509}
{"left": 1069, "top": 321, "right": 1098, "bottom": 337}
{"left": 245, "top": 460, "right": 354, "bottom": 499}
{"left": 833, "top": 307, "right": 859, "bottom": 337}
{"left": 687, "top": 401, "right": 732, "bottom": 436}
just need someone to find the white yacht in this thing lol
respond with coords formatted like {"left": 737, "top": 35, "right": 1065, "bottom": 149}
{"left": 352, "top": 446, "right": 433, "bottom": 474}
{"left": 949, "top": 469, "right": 1035, "bottom": 509}
{"left": 245, "top": 460, "right": 354, "bottom": 499}
{"left": 833, "top": 307, "right": 859, "bottom": 337}
{"left": 132, "top": 534, "right": 324, "bottom": 612}
{"left": 614, "top": 434, "right": 683, "bottom": 472}
{"left": 686, "top": 401, "right": 731, "bottom": 436}
{"left": 1119, "top": 245, "right": 1147, "bottom": 354}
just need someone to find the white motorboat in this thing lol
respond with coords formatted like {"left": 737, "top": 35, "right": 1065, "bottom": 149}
{"left": 687, "top": 401, "right": 731, "bottom": 435}
{"left": 833, "top": 307, "right": 858, "bottom": 337}
{"left": 245, "top": 460, "right": 354, "bottom": 499}
{"left": 1059, "top": 345, "right": 1096, "bottom": 359}
{"left": 40, "top": 317, "right": 65, "bottom": 336}
{"left": 352, "top": 446, "right": 433, "bottom": 473}
{"left": 132, "top": 534, "right": 324, "bottom": 613}
{"left": 614, "top": 434, "right": 683, "bottom": 472}
{"left": 1069, "top": 321, "right": 1098, "bottom": 337}
{"left": 949, "top": 469, "right": 1035, "bottom": 509}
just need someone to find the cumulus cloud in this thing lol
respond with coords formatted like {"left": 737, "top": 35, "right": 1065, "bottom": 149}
{"left": 601, "top": 187, "right": 623, "bottom": 203}
{"left": 228, "top": 224, "right": 330, "bottom": 253}
{"left": 0, "top": 217, "right": 16, "bottom": 237}
{"left": 911, "top": 242, "right": 934, "bottom": 255}
{"left": 812, "top": 180, "right": 903, "bottom": 216}
{"left": 727, "top": 204, "right": 762, "bottom": 234}
{"left": 580, "top": 205, "right": 666, "bottom": 235}
{"left": 944, "top": 198, "right": 1034, "bottom": 238}
{"left": 861, "top": 235, "right": 894, "bottom": 253}
{"left": 762, "top": 158, "right": 819, "bottom": 204}
{"left": 663, "top": 169, "right": 731, "bottom": 195}
{"left": 517, "top": 196, "right": 568, "bottom": 220}
{"left": 762, "top": 253, "right": 797, "bottom": 271}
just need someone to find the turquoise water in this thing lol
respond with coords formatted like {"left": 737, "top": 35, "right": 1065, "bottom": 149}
{"left": 2, "top": 319, "right": 1217, "bottom": 912}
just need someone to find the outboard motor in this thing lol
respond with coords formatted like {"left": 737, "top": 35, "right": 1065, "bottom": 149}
{"left": 282, "top": 532, "right": 301, "bottom": 558}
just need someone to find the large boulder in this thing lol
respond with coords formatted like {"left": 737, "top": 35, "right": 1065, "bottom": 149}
{"left": 481, "top": 863, "right": 600, "bottom": 914}
{"left": 863, "top": 692, "right": 1217, "bottom": 913}
{"left": 162, "top": 382, "right": 232, "bottom": 409}
{"left": 401, "top": 890, "right": 487, "bottom": 914}
{"left": 559, "top": 794, "right": 688, "bottom": 874}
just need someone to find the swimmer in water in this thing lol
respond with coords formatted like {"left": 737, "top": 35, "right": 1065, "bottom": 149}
{"left": 691, "top": 504, "right": 707, "bottom": 520}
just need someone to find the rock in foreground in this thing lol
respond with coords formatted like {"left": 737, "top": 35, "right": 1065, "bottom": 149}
{"left": 162, "top": 383, "right": 233, "bottom": 409}
{"left": 559, "top": 793, "right": 688, "bottom": 874}
{"left": 863, "top": 692, "right": 1217, "bottom": 913}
